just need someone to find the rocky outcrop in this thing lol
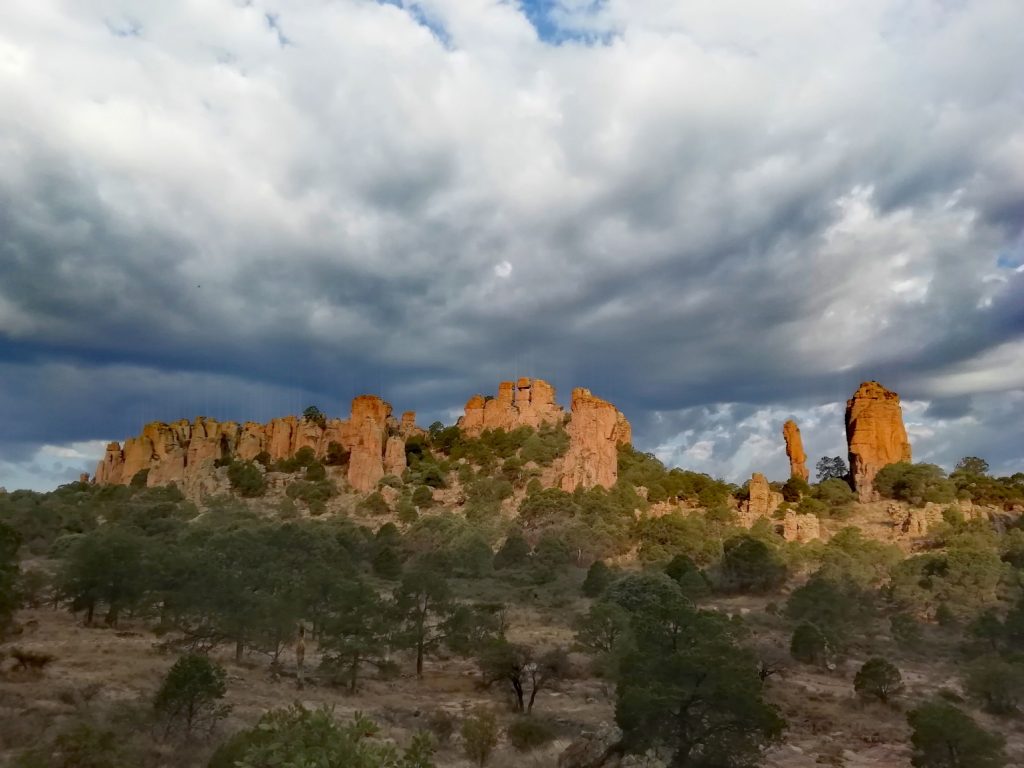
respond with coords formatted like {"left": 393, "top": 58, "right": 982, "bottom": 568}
{"left": 739, "top": 472, "right": 783, "bottom": 524}
{"left": 782, "top": 511, "right": 820, "bottom": 542}
{"left": 384, "top": 436, "right": 408, "bottom": 478}
{"left": 845, "top": 381, "right": 912, "bottom": 502}
{"left": 458, "top": 378, "right": 565, "bottom": 437}
{"left": 783, "top": 419, "right": 808, "bottom": 482}
{"left": 560, "top": 388, "right": 631, "bottom": 492}
{"left": 95, "top": 396, "right": 415, "bottom": 497}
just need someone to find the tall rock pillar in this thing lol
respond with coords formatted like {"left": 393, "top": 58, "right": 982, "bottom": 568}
{"left": 845, "top": 381, "right": 912, "bottom": 502}
{"left": 782, "top": 419, "right": 809, "bottom": 482}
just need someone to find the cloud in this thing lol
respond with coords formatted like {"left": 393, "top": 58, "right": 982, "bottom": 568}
{"left": 0, "top": 0, "right": 1021, "bottom": 490}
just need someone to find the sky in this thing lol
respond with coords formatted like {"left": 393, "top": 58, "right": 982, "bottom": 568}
{"left": 1, "top": 0, "right": 1022, "bottom": 492}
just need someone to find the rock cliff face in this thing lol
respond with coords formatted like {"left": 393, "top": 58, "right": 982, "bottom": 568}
{"left": 95, "top": 396, "right": 418, "bottom": 495}
{"left": 782, "top": 419, "right": 808, "bottom": 482}
{"left": 457, "top": 378, "right": 565, "bottom": 437}
{"left": 845, "top": 381, "right": 912, "bottom": 502}
{"left": 560, "top": 388, "right": 631, "bottom": 492}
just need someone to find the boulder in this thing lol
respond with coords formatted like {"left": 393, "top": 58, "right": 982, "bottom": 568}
{"left": 845, "top": 381, "right": 912, "bottom": 502}
{"left": 782, "top": 419, "right": 808, "bottom": 482}
{"left": 558, "top": 723, "right": 623, "bottom": 768}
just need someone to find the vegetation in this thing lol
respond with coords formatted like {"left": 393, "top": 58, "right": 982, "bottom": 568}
{"left": 854, "top": 658, "right": 904, "bottom": 703}
{"left": 153, "top": 654, "right": 230, "bottom": 737}
{"left": 907, "top": 700, "right": 1006, "bottom": 768}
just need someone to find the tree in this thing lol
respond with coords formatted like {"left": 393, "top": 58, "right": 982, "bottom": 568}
{"left": 907, "top": 699, "right": 1006, "bottom": 768}
{"left": 154, "top": 654, "right": 230, "bottom": 737}
{"left": 227, "top": 461, "right": 266, "bottom": 498}
{"left": 477, "top": 640, "right": 569, "bottom": 713}
{"left": 302, "top": 405, "right": 327, "bottom": 429}
{"left": 955, "top": 457, "right": 989, "bottom": 476}
{"left": 665, "top": 554, "right": 710, "bottom": 601}
{"left": 394, "top": 565, "right": 456, "bottom": 677}
{"left": 874, "top": 463, "right": 956, "bottom": 506}
{"left": 319, "top": 581, "right": 395, "bottom": 692}
{"left": 616, "top": 628, "right": 784, "bottom": 767}
{"left": 816, "top": 456, "right": 848, "bottom": 482}
{"left": 574, "top": 601, "right": 631, "bottom": 656}
{"left": 964, "top": 656, "right": 1024, "bottom": 715}
{"left": 854, "top": 658, "right": 904, "bottom": 703}
{"left": 58, "top": 527, "right": 146, "bottom": 626}
{"left": 493, "top": 529, "right": 530, "bottom": 570}
{"left": 786, "top": 574, "right": 870, "bottom": 647}
{"left": 461, "top": 709, "right": 499, "bottom": 767}
{"left": 209, "top": 704, "right": 434, "bottom": 768}
{"left": 582, "top": 560, "right": 614, "bottom": 597}
{"left": 719, "top": 535, "right": 787, "bottom": 594}
{"left": 790, "top": 623, "right": 829, "bottom": 666}
{"left": 0, "top": 521, "right": 20, "bottom": 636}
{"left": 782, "top": 476, "right": 810, "bottom": 502}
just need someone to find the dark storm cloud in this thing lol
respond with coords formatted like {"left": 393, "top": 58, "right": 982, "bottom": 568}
{"left": 0, "top": 0, "right": 1022, "bottom": 489}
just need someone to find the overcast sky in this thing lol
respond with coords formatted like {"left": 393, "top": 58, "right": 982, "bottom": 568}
{"left": 1, "top": 0, "right": 1022, "bottom": 492}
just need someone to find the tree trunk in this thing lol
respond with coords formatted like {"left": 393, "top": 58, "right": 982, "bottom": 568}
{"left": 235, "top": 638, "right": 244, "bottom": 663}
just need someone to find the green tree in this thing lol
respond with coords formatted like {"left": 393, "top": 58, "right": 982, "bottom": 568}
{"left": 790, "top": 623, "right": 829, "bottom": 666}
{"left": 154, "top": 654, "right": 230, "bottom": 737}
{"left": 461, "top": 709, "right": 499, "bottom": 767}
{"left": 493, "top": 529, "right": 530, "bottom": 570}
{"left": 854, "top": 657, "right": 904, "bottom": 703}
{"left": 302, "top": 406, "right": 327, "bottom": 429}
{"left": 0, "top": 521, "right": 20, "bottom": 636}
{"left": 964, "top": 656, "right": 1024, "bottom": 715}
{"left": 664, "top": 554, "right": 710, "bottom": 601}
{"left": 875, "top": 463, "right": 956, "bottom": 506}
{"left": 227, "top": 461, "right": 266, "bottom": 497}
{"left": 782, "top": 476, "right": 810, "bottom": 502}
{"left": 574, "top": 601, "right": 631, "bottom": 656}
{"left": 210, "top": 704, "right": 434, "bottom": 768}
{"left": 582, "top": 560, "right": 614, "bottom": 597}
{"left": 319, "top": 581, "right": 395, "bottom": 692}
{"left": 955, "top": 457, "right": 989, "bottom": 476}
{"left": 58, "top": 527, "right": 146, "bottom": 626}
{"left": 907, "top": 699, "right": 1006, "bottom": 768}
{"left": 815, "top": 456, "right": 848, "bottom": 482}
{"left": 394, "top": 565, "right": 456, "bottom": 678}
{"left": 477, "top": 640, "right": 570, "bottom": 713}
{"left": 786, "top": 573, "right": 869, "bottom": 648}
{"left": 719, "top": 535, "right": 787, "bottom": 594}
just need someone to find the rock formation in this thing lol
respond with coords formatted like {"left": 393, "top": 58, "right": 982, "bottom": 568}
{"left": 782, "top": 419, "right": 808, "bottom": 482}
{"left": 782, "top": 511, "right": 820, "bottom": 543}
{"left": 739, "top": 472, "right": 783, "bottom": 523}
{"left": 95, "top": 396, "right": 419, "bottom": 496}
{"left": 845, "top": 381, "right": 912, "bottom": 502}
{"left": 457, "top": 378, "right": 565, "bottom": 437}
{"left": 560, "top": 388, "right": 631, "bottom": 492}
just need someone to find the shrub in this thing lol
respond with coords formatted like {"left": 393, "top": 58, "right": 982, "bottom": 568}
{"left": 874, "top": 463, "right": 956, "bottom": 506}
{"left": 461, "top": 709, "right": 499, "bottom": 767}
{"left": 582, "top": 560, "right": 614, "bottom": 598}
{"left": 782, "top": 476, "right": 810, "bottom": 502}
{"left": 227, "top": 461, "right": 266, "bottom": 498}
{"left": 304, "top": 462, "right": 327, "bottom": 482}
{"left": 325, "top": 441, "right": 349, "bottom": 466}
{"left": 891, "top": 613, "right": 923, "bottom": 648}
{"left": 964, "top": 656, "right": 1024, "bottom": 715}
{"left": 719, "top": 535, "right": 787, "bottom": 594}
{"left": 506, "top": 716, "right": 557, "bottom": 752}
{"left": 425, "top": 709, "right": 455, "bottom": 745}
{"left": 412, "top": 485, "right": 434, "bottom": 508}
{"left": 154, "top": 654, "right": 229, "bottom": 737}
{"left": 358, "top": 492, "right": 390, "bottom": 516}
{"left": 790, "top": 623, "right": 829, "bottom": 665}
{"left": 907, "top": 699, "right": 1006, "bottom": 768}
{"left": 494, "top": 530, "right": 530, "bottom": 570}
{"left": 854, "top": 658, "right": 904, "bottom": 703}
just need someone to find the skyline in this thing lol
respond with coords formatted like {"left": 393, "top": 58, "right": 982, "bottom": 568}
{"left": 1, "top": 0, "right": 1022, "bottom": 491}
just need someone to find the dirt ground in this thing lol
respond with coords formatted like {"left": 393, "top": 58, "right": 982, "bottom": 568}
{"left": 3, "top": 597, "right": 1023, "bottom": 767}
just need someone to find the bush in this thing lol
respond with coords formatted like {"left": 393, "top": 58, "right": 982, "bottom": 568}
{"left": 494, "top": 530, "right": 530, "bottom": 570}
{"left": 304, "top": 462, "right": 327, "bottom": 482}
{"left": 664, "top": 554, "right": 710, "bottom": 601}
{"left": 325, "top": 441, "right": 349, "bottom": 466}
{"left": 782, "top": 476, "right": 810, "bottom": 502}
{"left": 854, "top": 658, "right": 904, "bottom": 703}
{"left": 412, "top": 485, "right": 434, "bottom": 508}
{"left": 461, "top": 709, "right": 499, "bottom": 767}
{"left": 891, "top": 613, "right": 923, "bottom": 648}
{"left": 719, "top": 535, "right": 787, "bottom": 594}
{"left": 582, "top": 560, "right": 614, "bottom": 597}
{"left": 506, "top": 716, "right": 557, "bottom": 752}
{"left": 907, "top": 699, "right": 1006, "bottom": 768}
{"left": 964, "top": 656, "right": 1024, "bottom": 715}
{"left": 874, "top": 463, "right": 956, "bottom": 506}
{"left": 227, "top": 461, "right": 266, "bottom": 498}
{"left": 790, "top": 623, "right": 829, "bottom": 665}
{"left": 154, "top": 654, "right": 229, "bottom": 737}
{"left": 358, "top": 492, "right": 390, "bottom": 516}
